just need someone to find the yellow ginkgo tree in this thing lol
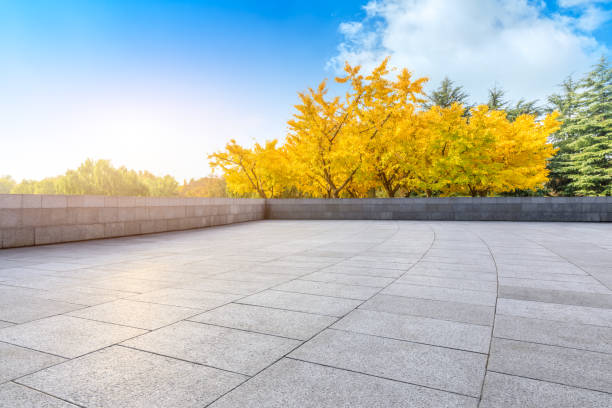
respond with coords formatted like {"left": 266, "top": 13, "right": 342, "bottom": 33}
{"left": 208, "top": 139, "right": 288, "bottom": 198}
{"left": 210, "top": 58, "right": 561, "bottom": 198}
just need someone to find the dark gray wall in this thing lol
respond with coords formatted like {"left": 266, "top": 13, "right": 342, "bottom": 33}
{"left": 0, "top": 195, "right": 265, "bottom": 248}
{"left": 266, "top": 197, "right": 611, "bottom": 222}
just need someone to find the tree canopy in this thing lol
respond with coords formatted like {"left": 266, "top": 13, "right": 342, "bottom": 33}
{"left": 211, "top": 59, "right": 561, "bottom": 198}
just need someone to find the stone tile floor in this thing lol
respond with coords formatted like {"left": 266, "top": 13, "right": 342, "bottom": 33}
{"left": 0, "top": 220, "right": 611, "bottom": 407}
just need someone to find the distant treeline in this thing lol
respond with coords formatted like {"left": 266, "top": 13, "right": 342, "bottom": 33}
{"left": 0, "top": 159, "right": 227, "bottom": 197}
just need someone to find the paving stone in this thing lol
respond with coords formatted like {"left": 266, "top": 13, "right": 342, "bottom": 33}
{"left": 496, "top": 298, "right": 612, "bottom": 327}
{"left": 404, "top": 268, "right": 497, "bottom": 282}
{"left": 30, "top": 286, "right": 125, "bottom": 306}
{"left": 17, "top": 346, "right": 247, "bottom": 408}
{"left": 300, "top": 271, "right": 393, "bottom": 287}
{"left": 320, "top": 264, "right": 404, "bottom": 278}
{"left": 189, "top": 303, "right": 336, "bottom": 340}
{"left": 274, "top": 279, "right": 380, "bottom": 300}
{"left": 86, "top": 277, "right": 171, "bottom": 293}
{"left": 0, "top": 321, "right": 13, "bottom": 329}
{"left": 493, "top": 315, "right": 612, "bottom": 354}
{"left": 290, "top": 329, "right": 487, "bottom": 396}
{"left": 361, "top": 294, "right": 495, "bottom": 325}
{"left": 333, "top": 309, "right": 491, "bottom": 353}
{"left": 499, "top": 285, "right": 612, "bottom": 309}
{"left": 175, "top": 278, "right": 272, "bottom": 295}
{"left": 0, "top": 315, "right": 145, "bottom": 358}
{"left": 480, "top": 372, "right": 612, "bottom": 408}
{"left": 0, "top": 296, "right": 86, "bottom": 324}
{"left": 238, "top": 290, "right": 361, "bottom": 317}
{"left": 0, "top": 342, "right": 65, "bottom": 383}
{"left": 488, "top": 338, "right": 612, "bottom": 393}
{"left": 498, "top": 270, "right": 596, "bottom": 282}
{"left": 0, "top": 382, "right": 78, "bottom": 408}
{"left": 382, "top": 283, "right": 497, "bottom": 306}
{"left": 210, "top": 271, "right": 295, "bottom": 284}
{"left": 397, "top": 275, "right": 498, "bottom": 292}
{"left": 498, "top": 277, "right": 612, "bottom": 294}
{"left": 128, "top": 288, "right": 241, "bottom": 309}
{"left": 68, "top": 299, "right": 199, "bottom": 330}
{"left": 209, "top": 358, "right": 478, "bottom": 408}
{"left": 122, "top": 320, "right": 301, "bottom": 375}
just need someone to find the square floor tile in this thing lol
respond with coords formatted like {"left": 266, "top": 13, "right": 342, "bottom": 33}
{"left": 333, "top": 309, "right": 491, "bottom": 353}
{"left": 123, "top": 320, "right": 301, "bottom": 375}
{"left": 0, "top": 315, "right": 145, "bottom": 358}
{"left": 290, "top": 329, "right": 487, "bottom": 397}
{"left": 238, "top": 290, "right": 361, "bottom": 317}
{"left": 0, "top": 382, "right": 78, "bottom": 408}
{"left": 0, "top": 342, "right": 65, "bottom": 383}
{"left": 210, "top": 358, "right": 477, "bottom": 408}
{"left": 190, "top": 303, "right": 336, "bottom": 340}
{"left": 17, "top": 346, "right": 246, "bottom": 408}
{"left": 68, "top": 299, "right": 199, "bottom": 330}
{"left": 128, "top": 288, "right": 241, "bottom": 309}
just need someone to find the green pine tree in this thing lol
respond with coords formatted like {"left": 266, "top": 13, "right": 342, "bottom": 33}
{"left": 426, "top": 77, "right": 469, "bottom": 109}
{"left": 548, "top": 57, "right": 611, "bottom": 196}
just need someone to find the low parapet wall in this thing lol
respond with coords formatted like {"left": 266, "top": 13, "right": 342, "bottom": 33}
{"left": 266, "top": 197, "right": 611, "bottom": 222}
{"left": 0, "top": 195, "right": 265, "bottom": 248}
{"left": 1, "top": 195, "right": 609, "bottom": 248}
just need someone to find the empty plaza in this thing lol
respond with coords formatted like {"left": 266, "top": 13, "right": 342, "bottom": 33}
{"left": 0, "top": 220, "right": 611, "bottom": 407}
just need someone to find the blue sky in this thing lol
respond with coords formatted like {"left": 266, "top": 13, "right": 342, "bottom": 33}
{"left": 1, "top": 0, "right": 610, "bottom": 182}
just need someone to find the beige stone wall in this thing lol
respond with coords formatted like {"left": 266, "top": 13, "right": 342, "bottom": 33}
{"left": 0, "top": 195, "right": 265, "bottom": 248}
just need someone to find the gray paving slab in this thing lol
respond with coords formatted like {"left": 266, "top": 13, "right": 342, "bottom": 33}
{"left": 479, "top": 372, "right": 612, "bottom": 408}
{"left": 382, "top": 283, "right": 498, "bottom": 306}
{"left": 238, "top": 290, "right": 361, "bottom": 317}
{"left": 498, "top": 285, "right": 612, "bottom": 309}
{"left": 86, "top": 276, "right": 172, "bottom": 293}
{"left": 128, "top": 287, "right": 241, "bottom": 309}
{"left": 397, "top": 275, "right": 498, "bottom": 292}
{"left": 17, "top": 346, "right": 247, "bottom": 408}
{"left": 498, "top": 277, "right": 612, "bottom": 294}
{"left": 0, "top": 382, "right": 79, "bottom": 408}
{"left": 0, "top": 315, "right": 145, "bottom": 358}
{"left": 361, "top": 294, "right": 495, "bottom": 325}
{"left": 0, "top": 296, "right": 86, "bottom": 324}
{"left": 274, "top": 279, "right": 380, "bottom": 300}
{"left": 175, "top": 278, "right": 272, "bottom": 295}
{"left": 209, "top": 358, "right": 478, "bottom": 408}
{"left": 493, "top": 314, "right": 612, "bottom": 354}
{"left": 319, "top": 264, "right": 405, "bottom": 278}
{"left": 300, "top": 271, "right": 394, "bottom": 287}
{"left": 0, "top": 342, "right": 65, "bottom": 383}
{"left": 189, "top": 303, "right": 336, "bottom": 340}
{"left": 28, "top": 286, "right": 127, "bottom": 306}
{"left": 290, "top": 329, "right": 487, "bottom": 397}
{"left": 67, "top": 299, "right": 199, "bottom": 330}
{"left": 122, "top": 320, "right": 301, "bottom": 375}
{"left": 332, "top": 309, "right": 491, "bottom": 353}
{"left": 404, "top": 267, "right": 497, "bottom": 281}
{"left": 488, "top": 338, "right": 612, "bottom": 393}
{"left": 496, "top": 298, "right": 612, "bottom": 327}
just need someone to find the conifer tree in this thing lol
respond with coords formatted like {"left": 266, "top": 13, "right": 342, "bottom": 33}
{"left": 564, "top": 57, "right": 611, "bottom": 195}
{"left": 548, "top": 57, "right": 611, "bottom": 196}
{"left": 426, "top": 77, "right": 469, "bottom": 109}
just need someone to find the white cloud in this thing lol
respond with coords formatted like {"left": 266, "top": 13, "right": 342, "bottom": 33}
{"left": 329, "top": 0, "right": 609, "bottom": 104}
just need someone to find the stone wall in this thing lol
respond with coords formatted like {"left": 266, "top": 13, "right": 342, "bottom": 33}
{"left": 1, "top": 195, "right": 609, "bottom": 248}
{"left": 0, "top": 195, "right": 265, "bottom": 248}
{"left": 266, "top": 197, "right": 611, "bottom": 222}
